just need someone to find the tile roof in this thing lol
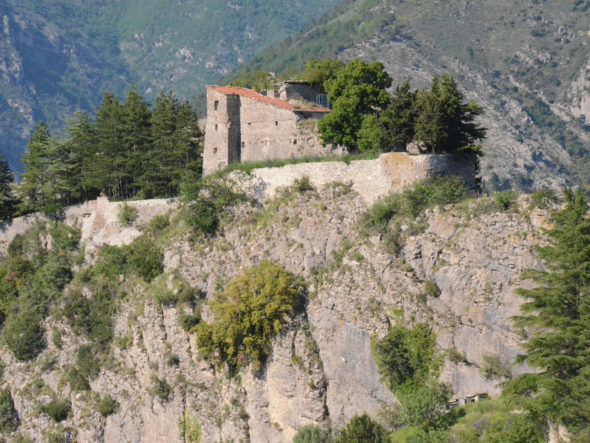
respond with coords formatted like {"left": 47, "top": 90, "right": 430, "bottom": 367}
{"left": 208, "top": 85, "right": 330, "bottom": 113}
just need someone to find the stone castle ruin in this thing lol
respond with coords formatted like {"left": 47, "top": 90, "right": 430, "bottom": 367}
{"left": 203, "top": 82, "right": 344, "bottom": 175}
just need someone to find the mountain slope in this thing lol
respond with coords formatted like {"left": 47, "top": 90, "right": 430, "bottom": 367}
{"left": 237, "top": 0, "right": 590, "bottom": 191}
{"left": 0, "top": 0, "right": 341, "bottom": 172}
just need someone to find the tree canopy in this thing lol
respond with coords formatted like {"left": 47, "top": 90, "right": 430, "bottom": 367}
{"left": 16, "top": 87, "right": 203, "bottom": 215}
{"left": 508, "top": 190, "right": 590, "bottom": 440}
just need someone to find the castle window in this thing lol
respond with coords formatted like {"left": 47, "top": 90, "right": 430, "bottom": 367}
{"left": 213, "top": 148, "right": 218, "bottom": 154}
{"left": 215, "top": 124, "right": 218, "bottom": 131}
{"left": 214, "top": 100, "right": 219, "bottom": 111}
{"left": 293, "top": 139, "right": 297, "bottom": 145}
{"left": 242, "top": 141, "right": 245, "bottom": 148}
{"left": 275, "top": 121, "right": 278, "bottom": 126}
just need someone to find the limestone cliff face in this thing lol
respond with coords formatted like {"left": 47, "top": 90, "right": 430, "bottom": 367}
{"left": 0, "top": 185, "right": 549, "bottom": 442}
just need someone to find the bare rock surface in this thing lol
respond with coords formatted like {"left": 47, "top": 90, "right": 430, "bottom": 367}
{"left": 0, "top": 186, "right": 550, "bottom": 442}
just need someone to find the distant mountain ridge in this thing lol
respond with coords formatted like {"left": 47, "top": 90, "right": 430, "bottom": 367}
{"left": 235, "top": 0, "right": 590, "bottom": 191}
{"left": 0, "top": 0, "right": 341, "bottom": 172}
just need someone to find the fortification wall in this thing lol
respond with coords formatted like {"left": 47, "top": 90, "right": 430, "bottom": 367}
{"left": 0, "top": 197, "right": 176, "bottom": 257}
{"left": 246, "top": 152, "right": 477, "bottom": 205}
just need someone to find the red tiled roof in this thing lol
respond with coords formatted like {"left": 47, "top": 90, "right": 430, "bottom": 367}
{"left": 208, "top": 85, "right": 330, "bottom": 113}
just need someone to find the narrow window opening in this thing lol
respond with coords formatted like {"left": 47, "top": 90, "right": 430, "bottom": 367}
{"left": 293, "top": 139, "right": 297, "bottom": 145}
{"left": 213, "top": 148, "right": 218, "bottom": 154}
{"left": 215, "top": 124, "right": 218, "bottom": 131}
{"left": 275, "top": 121, "right": 278, "bottom": 126}
{"left": 214, "top": 100, "right": 219, "bottom": 111}
{"left": 242, "top": 141, "right": 245, "bottom": 148}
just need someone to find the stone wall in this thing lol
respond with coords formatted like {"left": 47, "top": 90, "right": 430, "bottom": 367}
{"left": 0, "top": 197, "right": 176, "bottom": 257}
{"left": 245, "top": 152, "right": 477, "bottom": 205}
{"left": 203, "top": 86, "right": 342, "bottom": 176}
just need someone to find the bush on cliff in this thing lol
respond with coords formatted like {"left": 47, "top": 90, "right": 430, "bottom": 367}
{"left": 194, "top": 261, "right": 306, "bottom": 372}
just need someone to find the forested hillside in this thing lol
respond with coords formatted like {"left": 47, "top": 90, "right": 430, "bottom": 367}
{"left": 234, "top": 0, "right": 590, "bottom": 192}
{"left": 0, "top": 0, "right": 341, "bottom": 172}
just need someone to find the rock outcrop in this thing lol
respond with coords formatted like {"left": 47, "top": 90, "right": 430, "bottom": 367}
{"left": 0, "top": 183, "right": 550, "bottom": 442}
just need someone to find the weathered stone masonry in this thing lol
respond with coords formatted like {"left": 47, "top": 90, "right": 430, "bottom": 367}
{"left": 203, "top": 86, "right": 343, "bottom": 175}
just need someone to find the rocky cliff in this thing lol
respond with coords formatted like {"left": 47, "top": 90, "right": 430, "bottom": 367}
{"left": 0, "top": 179, "right": 550, "bottom": 442}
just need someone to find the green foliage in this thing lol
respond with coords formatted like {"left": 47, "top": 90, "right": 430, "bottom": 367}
{"left": 337, "top": 414, "right": 388, "bottom": 442}
{"left": 93, "top": 236, "right": 163, "bottom": 283}
{"left": 424, "top": 280, "right": 441, "bottom": 298}
{"left": 480, "top": 355, "right": 512, "bottom": 380}
{"left": 292, "top": 176, "right": 315, "bottom": 193}
{"left": 118, "top": 203, "right": 138, "bottom": 226}
{"left": 529, "top": 189, "right": 558, "bottom": 209}
{"left": 229, "top": 71, "right": 280, "bottom": 91}
{"left": 360, "top": 177, "right": 466, "bottom": 254}
{"left": 97, "top": 395, "right": 118, "bottom": 417}
{"left": 181, "top": 174, "right": 248, "bottom": 236}
{"left": 44, "top": 399, "right": 71, "bottom": 423}
{"left": 447, "top": 397, "right": 544, "bottom": 443}
{"left": 194, "top": 261, "right": 306, "bottom": 372}
{"left": 178, "top": 411, "right": 202, "bottom": 443}
{"left": 0, "top": 389, "right": 20, "bottom": 433}
{"left": 508, "top": 190, "right": 590, "bottom": 438}
{"left": 494, "top": 190, "right": 518, "bottom": 211}
{"left": 413, "top": 74, "right": 486, "bottom": 155}
{"left": 318, "top": 59, "right": 392, "bottom": 147}
{"left": 297, "top": 58, "right": 345, "bottom": 90}
{"left": 372, "top": 323, "right": 440, "bottom": 390}
{"left": 17, "top": 87, "right": 203, "bottom": 212}
{"left": 293, "top": 425, "right": 334, "bottom": 443}
{"left": 151, "top": 376, "right": 172, "bottom": 402}
{"left": 3, "top": 312, "right": 46, "bottom": 362}
{"left": 0, "top": 154, "right": 17, "bottom": 221}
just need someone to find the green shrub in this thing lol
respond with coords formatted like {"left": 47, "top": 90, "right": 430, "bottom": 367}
{"left": 97, "top": 395, "right": 118, "bottom": 417}
{"left": 125, "top": 237, "right": 163, "bottom": 282}
{"left": 293, "top": 425, "right": 333, "bottom": 443}
{"left": 178, "top": 412, "right": 202, "bottom": 443}
{"left": 64, "top": 367, "right": 91, "bottom": 392}
{"left": 44, "top": 399, "right": 70, "bottom": 422}
{"left": 337, "top": 414, "right": 388, "bottom": 443}
{"left": 360, "top": 177, "right": 466, "bottom": 254}
{"left": 293, "top": 176, "right": 315, "bottom": 193}
{"left": 48, "top": 223, "right": 81, "bottom": 252}
{"left": 3, "top": 311, "right": 45, "bottom": 361}
{"left": 76, "top": 345, "right": 102, "bottom": 380}
{"left": 394, "top": 383, "right": 451, "bottom": 430}
{"left": 0, "top": 389, "right": 20, "bottom": 432}
{"left": 194, "top": 261, "right": 306, "bottom": 372}
{"left": 93, "top": 237, "right": 163, "bottom": 283}
{"left": 424, "top": 280, "right": 441, "bottom": 298}
{"left": 151, "top": 376, "right": 172, "bottom": 402}
{"left": 118, "top": 203, "right": 138, "bottom": 226}
{"left": 372, "top": 323, "right": 440, "bottom": 390}
{"left": 145, "top": 214, "right": 170, "bottom": 236}
{"left": 181, "top": 176, "right": 248, "bottom": 235}
{"left": 494, "top": 190, "right": 518, "bottom": 211}
{"left": 480, "top": 355, "right": 512, "bottom": 380}
{"left": 529, "top": 189, "right": 558, "bottom": 209}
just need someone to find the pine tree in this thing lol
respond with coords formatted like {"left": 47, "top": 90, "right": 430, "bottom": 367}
{"left": 94, "top": 91, "right": 124, "bottom": 198}
{"left": 0, "top": 155, "right": 16, "bottom": 220}
{"left": 122, "top": 85, "right": 151, "bottom": 197}
{"left": 413, "top": 74, "right": 486, "bottom": 154}
{"left": 510, "top": 190, "right": 590, "bottom": 440}
{"left": 19, "top": 123, "right": 52, "bottom": 214}
{"left": 63, "top": 110, "right": 98, "bottom": 203}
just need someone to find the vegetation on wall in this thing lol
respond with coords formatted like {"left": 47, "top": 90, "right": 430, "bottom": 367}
{"left": 194, "top": 261, "right": 306, "bottom": 372}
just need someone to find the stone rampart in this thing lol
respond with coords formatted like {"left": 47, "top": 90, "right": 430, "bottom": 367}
{"left": 0, "top": 197, "right": 176, "bottom": 256}
{"left": 245, "top": 152, "right": 476, "bottom": 205}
